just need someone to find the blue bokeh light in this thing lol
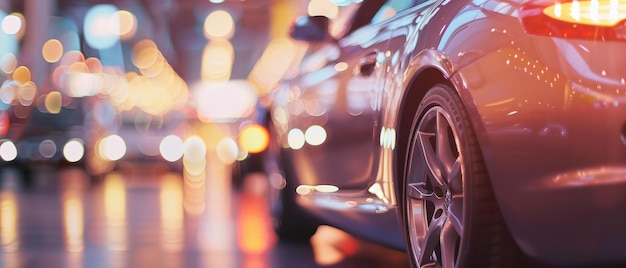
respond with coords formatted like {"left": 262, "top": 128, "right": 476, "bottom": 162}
{"left": 84, "top": 4, "right": 120, "bottom": 50}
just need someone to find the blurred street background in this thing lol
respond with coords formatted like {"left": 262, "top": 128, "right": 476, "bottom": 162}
{"left": 0, "top": 0, "right": 409, "bottom": 267}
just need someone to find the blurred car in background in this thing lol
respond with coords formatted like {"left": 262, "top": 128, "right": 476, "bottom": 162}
{"left": 251, "top": 0, "right": 626, "bottom": 267}
{"left": 89, "top": 109, "right": 191, "bottom": 173}
{"left": 0, "top": 76, "right": 89, "bottom": 172}
{"left": 10, "top": 96, "right": 87, "bottom": 167}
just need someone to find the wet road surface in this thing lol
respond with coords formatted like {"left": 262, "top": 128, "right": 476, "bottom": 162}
{"left": 0, "top": 158, "right": 409, "bottom": 268}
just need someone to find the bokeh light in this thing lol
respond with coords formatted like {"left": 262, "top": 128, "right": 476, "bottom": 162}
{"left": 184, "top": 136, "right": 206, "bottom": 162}
{"left": 44, "top": 91, "right": 63, "bottom": 114}
{"left": 124, "top": 40, "right": 188, "bottom": 115}
{"left": 0, "top": 81, "right": 18, "bottom": 104}
{"left": 203, "top": 10, "right": 235, "bottom": 40}
{"left": 193, "top": 80, "right": 257, "bottom": 122}
{"left": 132, "top": 40, "right": 160, "bottom": 69}
{"left": 248, "top": 38, "right": 296, "bottom": 95}
{"left": 99, "top": 135, "right": 126, "bottom": 161}
{"left": 160, "top": 135, "right": 184, "bottom": 162}
{"left": 39, "top": 140, "right": 57, "bottom": 159}
{"left": 18, "top": 82, "right": 37, "bottom": 106}
{"left": 85, "top": 57, "right": 103, "bottom": 73}
{"left": 0, "top": 53, "right": 17, "bottom": 74}
{"left": 305, "top": 125, "right": 327, "bottom": 146}
{"left": 13, "top": 66, "right": 31, "bottom": 84}
{"left": 114, "top": 10, "right": 137, "bottom": 40}
{"left": 61, "top": 50, "right": 86, "bottom": 66}
{"left": 0, "top": 141, "right": 17, "bottom": 161}
{"left": 84, "top": 5, "right": 120, "bottom": 50}
{"left": 42, "top": 39, "right": 64, "bottom": 63}
{"left": 183, "top": 136, "right": 207, "bottom": 176}
{"left": 216, "top": 137, "right": 238, "bottom": 164}
{"left": 239, "top": 124, "right": 269, "bottom": 154}
{"left": 287, "top": 128, "right": 305, "bottom": 150}
{"left": 0, "top": 112, "right": 8, "bottom": 136}
{"left": 201, "top": 40, "right": 234, "bottom": 82}
{"left": 68, "top": 72, "right": 102, "bottom": 97}
{"left": 1, "top": 14, "right": 22, "bottom": 35}
{"left": 63, "top": 139, "right": 85, "bottom": 163}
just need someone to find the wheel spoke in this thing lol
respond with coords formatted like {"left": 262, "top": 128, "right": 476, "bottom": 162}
{"left": 418, "top": 131, "right": 446, "bottom": 187}
{"left": 418, "top": 212, "right": 446, "bottom": 265}
{"left": 440, "top": 220, "right": 459, "bottom": 268}
{"left": 447, "top": 158, "right": 463, "bottom": 193}
{"left": 408, "top": 182, "right": 439, "bottom": 204}
{"left": 448, "top": 194, "right": 464, "bottom": 236}
{"left": 436, "top": 111, "right": 457, "bottom": 175}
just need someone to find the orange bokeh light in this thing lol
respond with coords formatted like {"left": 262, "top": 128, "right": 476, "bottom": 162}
{"left": 203, "top": 10, "right": 235, "bottom": 40}
{"left": 238, "top": 124, "right": 269, "bottom": 154}
{"left": 12, "top": 66, "right": 30, "bottom": 84}
{"left": 42, "top": 39, "right": 64, "bottom": 63}
{"left": 115, "top": 10, "right": 137, "bottom": 40}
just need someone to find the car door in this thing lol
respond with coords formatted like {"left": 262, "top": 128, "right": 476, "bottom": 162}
{"left": 276, "top": 0, "right": 419, "bottom": 190}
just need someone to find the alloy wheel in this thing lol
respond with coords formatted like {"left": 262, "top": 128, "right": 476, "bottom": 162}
{"left": 406, "top": 105, "right": 464, "bottom": 268}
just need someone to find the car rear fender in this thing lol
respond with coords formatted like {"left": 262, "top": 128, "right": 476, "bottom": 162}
{"left": 391, "top": 49, "right": 454, "bottom": 205}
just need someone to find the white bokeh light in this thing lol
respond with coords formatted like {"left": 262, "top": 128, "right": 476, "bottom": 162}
{"left": 0, "top": 140, "right": 17, "bottom": 161}
{"left": 305, "top": 125, "right": 327, "bottom": 146}
{"left": 63, "top": 139, "right": 85, "bottom": 163}
{"left": 1, "top": 14, "right": 22, "bottom": 35}
{"left": 183, "top": 136, "right": 207, "bottom": 176}
{"left": 288, "top": 128, "right": 305, "bottom": 150}
{"left": 99, "top": 135, "right": 126, "bottom": 161}
{"left": 160, "top": 135, "right": 184, "bottom": 162}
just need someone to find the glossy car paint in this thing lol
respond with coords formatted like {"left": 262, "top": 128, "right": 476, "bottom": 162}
{"left": 268, "top": 0, "right": 626, "bottom": 265}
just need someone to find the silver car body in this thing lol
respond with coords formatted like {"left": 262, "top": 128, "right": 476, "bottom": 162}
{"left": 268, "top": 0, "right": 626, "bottom": 265}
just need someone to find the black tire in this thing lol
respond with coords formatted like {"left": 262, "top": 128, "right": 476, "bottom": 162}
{"left": 272, "top": 173, "right": 320, "bottom": 243}
{"left": 265, "top": 121, "right": 319, "bottom": 243}
{"left": 402, "top": 83, "right": 520, "bottom": 268}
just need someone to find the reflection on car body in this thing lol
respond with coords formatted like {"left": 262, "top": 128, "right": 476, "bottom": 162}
{"left": 257, "top": 0, "right": 626, "bottom": 267}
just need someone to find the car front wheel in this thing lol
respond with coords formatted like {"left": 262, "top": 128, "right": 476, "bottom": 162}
{"left": 264, "top": 119, "right": 320, "bottom": 243}
{"left": 403, "top": 83, "right": 519, "bottom": 268}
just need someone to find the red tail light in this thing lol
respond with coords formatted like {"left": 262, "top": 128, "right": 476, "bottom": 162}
{"left": 519, "top": 0, "right": 626, "bottom": 40}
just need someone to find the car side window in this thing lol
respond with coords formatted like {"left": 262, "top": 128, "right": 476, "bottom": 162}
{"left": 331, "top": 0, "right": 421, "bottom": 38}
{"left": 372, "top": 0, "right": 420, "bottom": 23}
{"left": 341, "top": 0, "right": 386, "bottom": 35}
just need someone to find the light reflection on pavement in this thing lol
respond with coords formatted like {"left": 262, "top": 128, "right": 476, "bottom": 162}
{"left": 0, "top": 156, "right": 409, "bottom": 268}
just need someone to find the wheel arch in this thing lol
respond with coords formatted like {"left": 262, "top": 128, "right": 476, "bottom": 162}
{"left": 394, "top": 66, "right": 450, "bottom": 201}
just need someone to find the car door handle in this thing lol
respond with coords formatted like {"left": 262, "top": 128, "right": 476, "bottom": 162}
{"left": 358, "top": 52, "right": 379, "bottom": 77}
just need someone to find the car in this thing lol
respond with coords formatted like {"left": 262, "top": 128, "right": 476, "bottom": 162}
{"left": 10, "top": 96, "right": 88, "bottom": 167}
{"left": 254, "top": 0, "right": 626, "bottom": 267}
{"left": 0, "top": 78, "right": 89, "bottom": 171}
{"left": 87, "top": 108, "right": 192, "bottom": 174}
